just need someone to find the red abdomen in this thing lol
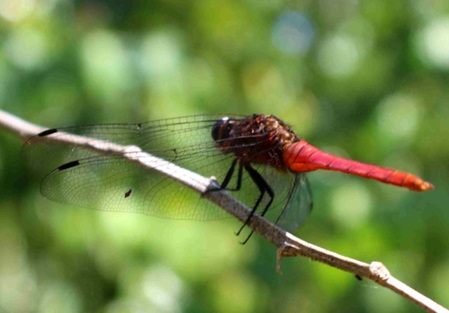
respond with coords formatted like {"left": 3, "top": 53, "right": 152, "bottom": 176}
{"left": 283, "top": 140, "right": 434, "bottom": 191}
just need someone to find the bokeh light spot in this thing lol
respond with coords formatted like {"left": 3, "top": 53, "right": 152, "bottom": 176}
{"left": 330, "top": 183, "right": 372, "bottom": 229}
{"left": 142, "top": 265, "right": 184, "bottom": 312}
{"left": 317, "top": 35, "right": 361, "bottom": 78}
{"left": 80, "top": 30, "right": 134, "bottom": 102}
{"left": 272, "top": 11, "right": 315, "bottom": 55}
{"left": 415, "top": 17, "right": 449, "bottom": 70}
{"left": 0, "top": 0, "right": 34, "bottom": 22}
{"left": 140, "top": 32, "right": 183, "bottom": 81}
{"left": 4, "top": 28, "right": 49, "bottom": 70}
{"left": 376, "top": 93, "right": 421, "bottom": 142}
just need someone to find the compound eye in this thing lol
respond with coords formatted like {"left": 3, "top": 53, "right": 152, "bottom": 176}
{"left": 211, "top": 117, "right": 230, "bottom": 142}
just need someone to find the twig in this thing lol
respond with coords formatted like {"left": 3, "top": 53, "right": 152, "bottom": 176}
{"left": 0, "top": 109, "right": 447, "bottom": 313}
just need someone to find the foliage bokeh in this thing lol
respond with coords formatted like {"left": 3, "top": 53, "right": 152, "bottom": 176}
{"left": 1, "top": 1, "right": 449, "bottom": 312}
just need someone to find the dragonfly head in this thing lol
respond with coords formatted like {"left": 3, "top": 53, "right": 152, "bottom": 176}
{"left": 211, "top": 116, "right": 233, "bottom": 143}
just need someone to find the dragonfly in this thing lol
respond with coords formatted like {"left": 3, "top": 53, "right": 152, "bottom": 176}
{"left": 24, "top": 114, "right": 434, "bottom": 241}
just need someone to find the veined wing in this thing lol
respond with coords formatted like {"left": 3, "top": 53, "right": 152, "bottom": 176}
{"left": 23, "top": 115, "right": 300, "bottom": 222}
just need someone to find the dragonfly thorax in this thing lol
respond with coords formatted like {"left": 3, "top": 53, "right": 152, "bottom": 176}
{"left": 211, "top": 114, "right": 299, "bottom": 170}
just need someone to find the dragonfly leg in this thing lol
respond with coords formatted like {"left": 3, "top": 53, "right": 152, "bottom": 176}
{"left": 219, "top": 158, "right": 243, "bottom": 191}
{"left": 237, "top": 164, "right": 274, "bottom": 244}
{"left": 203, "top": 158, "right": 240, "bottom": 195}
{"left": 206, "top": 159, "right": 274, "bottom": 243}
{"left": 206, "top": 157, "right": 243, "bottom": 192}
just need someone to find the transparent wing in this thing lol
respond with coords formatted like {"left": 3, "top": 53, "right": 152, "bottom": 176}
{"left": 275, "top": 174, "right": 313, "bottom": 232}
{"left": 23, "top": 115, "right": 302, "bottom": 222}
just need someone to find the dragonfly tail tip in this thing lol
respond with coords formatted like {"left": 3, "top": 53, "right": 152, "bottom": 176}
{"left": 421, "top": 181, "right": 435, "bottom": 191}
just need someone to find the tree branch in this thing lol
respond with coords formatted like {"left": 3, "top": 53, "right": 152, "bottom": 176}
{"left": 1, "top": 109, "right": 447, "bottom": 313}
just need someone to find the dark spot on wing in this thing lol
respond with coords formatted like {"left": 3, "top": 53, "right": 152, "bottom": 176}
{"left": 124, "top": 189, "right": 132, "bottom": 198}
{"left": 58, "top": 160, "right": 80, "bottom": 171}
{"left": 38, "top": 128, "right": 58, "bottom": 137}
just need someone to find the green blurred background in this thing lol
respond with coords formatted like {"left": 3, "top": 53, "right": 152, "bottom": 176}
{"left": 1, "top": 1, "right": 449, "bottom": 312}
